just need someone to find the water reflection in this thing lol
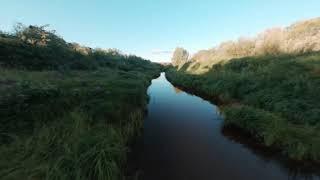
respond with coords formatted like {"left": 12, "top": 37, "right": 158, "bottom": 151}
{"left": 221, "top": 126, "right": 320, "bottom": 180}
{"left": 137, "top": 73, "right": 320, "bottom": 180}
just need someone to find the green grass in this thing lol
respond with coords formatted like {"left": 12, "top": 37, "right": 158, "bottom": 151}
{"left": 0, "top": 24, "right": 162, "bottom": 179}
{"left": 1, "top": 111, "right": 126, "bottom": 180}
{"left": 0, "top": 66, "right": 161, "bottom": 180}
{"left": 166, "top": 52, "right": 320, "bottom": 162}
{"left": 223, "top": 105, "right": 320, "bottom": 161}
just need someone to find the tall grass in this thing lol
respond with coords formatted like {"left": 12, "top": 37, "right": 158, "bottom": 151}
{"left": 166, "top": 52, "right": 320, "bottom": 161}
{"left": 0, "top": 23, "right": 162, "bottom": 179}
{"left": 0, "top": 66, "right": 161, "bottom": 180}
{"left": 223, "top": 105, "right": 320, "bottom": 161}
{"left": 0, "top": 111, "right": 124, "bottom": 180}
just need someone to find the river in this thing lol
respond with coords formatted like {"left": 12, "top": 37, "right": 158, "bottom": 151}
{"left": 132, "top": 73, "right": 320, "bottom": 180}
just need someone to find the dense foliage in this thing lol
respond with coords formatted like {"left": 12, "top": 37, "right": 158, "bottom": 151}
{"left": 0, "top": 24, "right": 161, "bottom": 180}
{"left": 166, "top": 52, "right": 320, "bottom": 162}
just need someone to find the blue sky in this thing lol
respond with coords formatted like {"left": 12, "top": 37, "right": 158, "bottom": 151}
{"left": 1, "top": 0, "right": 319, "bottom": 62}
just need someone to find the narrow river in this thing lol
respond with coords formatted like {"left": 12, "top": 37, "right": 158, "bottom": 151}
{"left": 133, "top": 73, "right": 320, "bottom": 180}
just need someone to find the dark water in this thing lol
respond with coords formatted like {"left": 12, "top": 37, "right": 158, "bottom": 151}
{"left": 135, "top": 73, "right": 320, "bottom": 180}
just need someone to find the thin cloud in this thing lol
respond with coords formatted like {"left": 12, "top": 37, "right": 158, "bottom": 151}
{"left": 151, "top": 50, "right": 173, "bottom": 55}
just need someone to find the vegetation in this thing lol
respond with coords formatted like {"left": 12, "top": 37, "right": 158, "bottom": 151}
{"left": 171, "top": 47, "right": 189, "bottom": 67}
{"left": 0, "top": 23, "right": 155, "bottom": 71}
{"left": 167, "top": 52, "right": 320, "bottom": 161}
{"left": 166, "top": 17, "right": 320, "bottom": 162}
{"left": 173, "top": 17, "right": 320, "bottom": 74}
{"left": 0, "top": 24, "right": 161, "bottom": 180}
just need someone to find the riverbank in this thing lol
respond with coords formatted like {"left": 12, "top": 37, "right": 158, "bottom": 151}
{"left": 131, "top": 73, "right": 320, "bottom": 179}
{"left": 0, "top": 67, "right": 160, "bottom": 180}
{"left": 165, "top": 52, "right": 320, "bottom": 163}
{"left": 0, "top": 25, "right": 162, "bottom": 180}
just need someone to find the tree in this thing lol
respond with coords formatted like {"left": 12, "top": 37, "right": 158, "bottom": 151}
{"left": 255, "top": 28, "right": 283, "bottom": 55}
{"left": 13, "top": 23, "right": 66, "bottom": 47}
{"left": 171, "top": 47, "right": 189, "bottom": 66}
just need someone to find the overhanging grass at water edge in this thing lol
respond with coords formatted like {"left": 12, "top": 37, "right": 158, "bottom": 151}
{"left": 0, "top": 67, "right": 161, "bottom": 180}
{"left": 165, "top": 52, "right": 320, "bottom": 162}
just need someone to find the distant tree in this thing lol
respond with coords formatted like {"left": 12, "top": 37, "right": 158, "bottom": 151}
{"left": 284, "top": 17, "right": 320, "bottom": 53}
{"left": 13, "top": 23, "right": 66, "bottom": 47}
{"left": 0, "top": 30, "right": 6, "bottom": 37}
{"left": 187, "top": 17, "right": 320, "bottom": 73}
{"left": 255, "top": 28, "right": 283, "bottom": 55}
{"left": 171, "top": 47, "right": 189, "bottom": 66}
{"left": 69, "top": 42, "right": 92, "bottom": 55}
{"left": 235, "top": 37, "right": 256, "bottom": 57}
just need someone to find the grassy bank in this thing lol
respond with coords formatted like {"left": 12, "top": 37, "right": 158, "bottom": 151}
{"left": 166, "top": 52, "right": 320, "bottom": 162}
{"left": 0, "top": 24, "right": 161, "bottom": 179}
